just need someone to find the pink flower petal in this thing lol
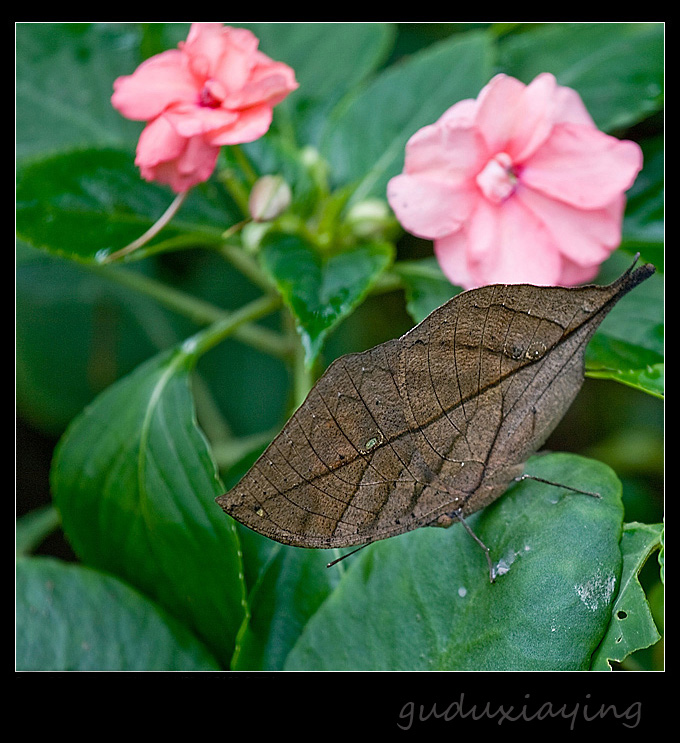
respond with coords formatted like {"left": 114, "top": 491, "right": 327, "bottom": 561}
{"left": 521, "top": 123, "right": 643, "bottom": 209}
{"left": 182, "top": 23, "right": 258, "bottom": 87}
{"left": 516, "top": 185, "right": 625, "bottom": 267}
{"left": 111, "top": 23, "right": 299, "bottom": 191}
{"left": 211, "top": 26, "right": 262, "bottom": 92}
{"left": 464, "top": 198, "right": 498, "bottom": 261}
{"left": 474, "top": 74, "right": 528, "bottom": 154}
{"left": 135, "top": 116, "right": 219, "bottom": 192}
{"left": 223, "top": 59, "right": 299, "bottom": 109}
{"left": 438, "top": 97, "right": 478, "bottom": 128}
{"left": 403, "top": 121, "right": 487, "bottom": 181}
{"left": 112, "top": 50, "right": 196, "bottom": 121}
{"left": 433, "top": 231, "right": 476, "bottom": 288}
{"left": 435, "top": 197, "right": 563, "bottom": 288}
{"left": 175, "top": 135, "right": 221, "bottom": 180}
{"left": 144, "top": 141, "right": 219, "bottom": 193}
{"left": 505, "top": 73, "right": 561, "bottom": 163}
{"left": 556, "top": 258, "right": 601, "bottom": 286}
{"left": 164, "top": 103, "right": 239, "bottom": 138}
{"left": 387, "top": 173, "right": 477, "bottom": 239}
{"left": 389, "top": 72, "right": 642, "bottom": 290}
{"left": 206, "top": 104, "right": 274, "bottom": 145}
{"left": 552, "top": 84, "right": 595, "bottom": 128}
{"left": 476, "top": 73, "right": 582, "bottom": 164}
{"left": 136, "top": 116, "right": 186, "bottom": 167}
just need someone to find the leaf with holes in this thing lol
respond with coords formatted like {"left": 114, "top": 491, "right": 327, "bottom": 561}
{"left": 590, "top": 521, "right": 663, "bottom": 670}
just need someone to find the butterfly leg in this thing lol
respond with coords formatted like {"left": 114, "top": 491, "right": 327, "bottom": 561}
{"left": 449, "top": 509, "right": 496, "bottom": 584}
{"left": 326, "top": 543, "right": 369, "bottom": 568}
{"left": 514, "top": 474, "right": 601, "bottom": 498}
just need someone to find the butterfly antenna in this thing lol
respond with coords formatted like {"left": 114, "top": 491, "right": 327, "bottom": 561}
{"left": 326, "top": 543, "right": 369, "bottom": 568}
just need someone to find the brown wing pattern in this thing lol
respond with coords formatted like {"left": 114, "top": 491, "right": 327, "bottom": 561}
{"left": 216, "top": 260, "right": 654, "bottom": 548}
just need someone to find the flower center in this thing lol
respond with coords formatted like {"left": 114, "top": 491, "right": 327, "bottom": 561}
{"left": 476, "top": 152, "right": 517, "bottom": 204}
{"left": 198, "top": 81, "right": 223, "bottom": 109}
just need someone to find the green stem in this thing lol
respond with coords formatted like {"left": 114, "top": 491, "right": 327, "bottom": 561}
{"left": 217, "top": 145, "right": 259, "bottom": 216}
{"left": 230, "top": 144, "right": 259, "bottom": 186}
{"left": 219, "top": 242, "right": 274, "bottom": 293}
{"left": 16, "top": 505, "right": 61, "bottom": 556}
{"left": 283, "top": 311, "right": 313, "bottom": 411}
{"left": 100, "top": 191, "right": 188, "bottom": 263}
{"left": 184, "top": 293, "right": 283, "bottom": 361}
{"left": 370, "top": 268, "right": 404, "bottom": 295}
{"left": 210, "top": 425, "right": 281, "bottom": 471}
{"left": 86, "top": 263, "right": 290, "bottom": 359}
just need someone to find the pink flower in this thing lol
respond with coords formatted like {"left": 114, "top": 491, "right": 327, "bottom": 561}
{"left": 112, "top": 23, "right": 298, "bottom": 192}
{"left": 387, "top": 73, "right": 643, "bottom": 288}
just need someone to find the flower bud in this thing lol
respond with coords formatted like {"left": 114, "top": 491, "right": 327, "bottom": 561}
{"left": 248, "top": 175, "right": 292, "bottom": 222}
{"left": 344, "top": 198, "right": 399, "bottom": 240}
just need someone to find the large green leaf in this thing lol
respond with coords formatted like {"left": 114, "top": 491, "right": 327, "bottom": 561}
{"left": 239, "top": 22, "right": 395, "bottom": 145}
{"left": 16, "top": 240, "right": 184, "bottom": 436}
{"left": 50, "top": 345, "right": 245, "bottom": 667}
{"left": 590, "top": 522, "right": 663, "bottom": 670}
{"left": 16, "top": 556, "right": 220, "bottom": 671}
{"left": 259, "top": 233, "right": 394, "bottom": 365}
{"left": 498, "top": 22, "right": 664, "bottom": 132}
{"left": 585, "top": 252, "right": 664, "bottom": 398}
{"left": 622, "top": 136, "right": 665, "bottom": 264}
{"left": 16, "top": 148, "right": 233, "bottom": 263}
{"left": 15, "top": 22, "right": 144, "bottom": 159}
{"left": 232, "top": 545, "right": 340, "bottom": 671}
{"left": 285, "top": 453, "right": 624, "bottom": 671}
{"left": 321, "top": 29, "right": 495, "bottom": 203}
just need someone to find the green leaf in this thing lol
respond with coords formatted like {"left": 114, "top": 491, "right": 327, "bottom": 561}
{"left": 585, "top": 252, "right": 664, "bottom": 398}
{"left": 232, "top": 546, "right": 340, "bottom": 670}
{"left": 499, "top": 23, "right": 663, "bottom": 132}
{"left": 238, "top": 22, "right": 396, "bottom": 146}
{"left": 50, "top": 346, "right": 246, "bottom": 667}
{"left": 16, "top": 22, "right": 144, "bottom": 159}
{"left": 393, "top": 257, "right": 462, "bottom": 324}
{"left": 321, "top": 29, "right": 495, "bottom": 203}
{"left": 622, "top": 136, "right": 665, "bottom": 261}
{"left": 586, "top": 357, "right": 664, "bottom": 399}
{"left": 16, "top": 240, "right": 178, "bottom": 435}
{"left": 285, "top": 453, "right": 624, "bottom": 671}
{"left": 16, "top": 506, "right": 60, "bottom": 556}
{"left": 16, "top": 148, "right": 234, "bottom": 263}
{"left": 245, "top": 23, "right": 395, "bottom": 107}
{"left": 16, "top": 556, "right": 220, "bottom": 671}
{"left": 590, "top": 522, "right": 663, "bottom": 670}
{"left": 259, "top": 233, "right": 394, "bottom": 365}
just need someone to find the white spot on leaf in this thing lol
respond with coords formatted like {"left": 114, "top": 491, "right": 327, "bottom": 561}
{"left": 575, "top": 571, "right": 617, "bottom": 612}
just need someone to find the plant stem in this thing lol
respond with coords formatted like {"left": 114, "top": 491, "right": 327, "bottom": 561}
{"left": 100, "top": 191, "right": 188, "bottom": 263}
{"left": 370, "top": 268, "right": 404, "bottom": 295}
{"left": 219, "top": 242, "right": 274, "bottom": 292}
{"left": 230, "top": 144, "right": 259, "bottom": 186}
{"left": 210, "top": 425, "right": 282, "bottom": 471}
{"left": 86, "top": 263, "right": 290, "bottom": 359}
{"left": 283, "top": 311, "right": 314, "bottom": 411}
{"left": 184, "top": 293, "right": 283, "bottom": 361}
